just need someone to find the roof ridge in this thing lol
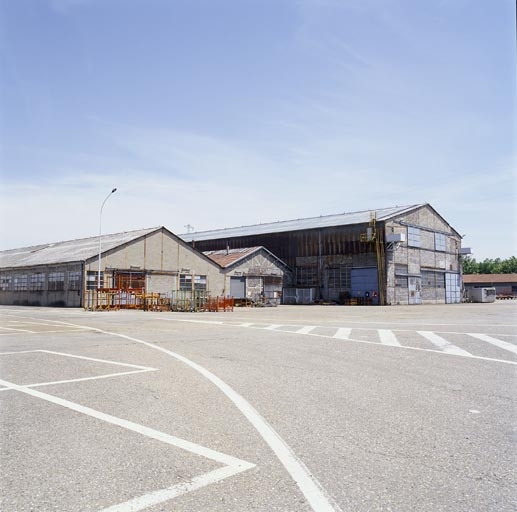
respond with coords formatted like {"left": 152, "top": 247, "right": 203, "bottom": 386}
{"left": 181, "top": 204, "right": 422, "bottom": 236}
{"left": 0, "top": 226, "right": 161, "bottom": 253}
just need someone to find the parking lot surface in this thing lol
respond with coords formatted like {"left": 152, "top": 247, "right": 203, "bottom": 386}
{"left": 1, "top": 302, "right": 516, "bottom": 511}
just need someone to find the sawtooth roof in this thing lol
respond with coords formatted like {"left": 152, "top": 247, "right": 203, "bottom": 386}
{"left": 0, "top": 227, "right": 160, "bottom": 269}
{"left": 180, "top": 204, "right": 425, "bottom": 242}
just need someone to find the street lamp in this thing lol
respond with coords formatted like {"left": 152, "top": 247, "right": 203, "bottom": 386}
{"left": 98, "top": 188, "right": 117, "bottom": 289}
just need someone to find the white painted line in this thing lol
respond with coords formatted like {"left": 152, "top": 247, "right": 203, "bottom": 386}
{"left": 7, "top": 321, "right": 56, "bottom": 326}
{"left": 135, "top": 317, "right": 517, "bottom": 366}
{"left": 55, "top": 320, "right": 342, "bottom": 512}
{"left": 240, "top": 322, "right": 254, "bottom": 327}
{"left": 98, "top": 464, "right": 252, "bottom": 512}
{"left": 20, "top": 369, "right": 157, "bottom": 389}
{"left": 333, "top": 328, "right": 351, "bottom": 340}
{"left": 296, "top": 326, "right": 316, "bottom": 335}
{"left": 0, "top": 377, "right": 252, "bottom": 467}
{"left": 0, "top": 350, "right": 44, "bottom": 355}
{"left": 417, "top": 331, "right": 472, "bottom": 356}
{"left": 378, "top": 329, "right": 401, "bottom": 346}
{"left": 38, "top": 350, "right": 156, "bottom": 371}
{"left": 0, "top": 349, "right": 157, "bottom": 371}
{"left": 264, "top": 324, "right": 283, "bottom": 331}
{"left": 467, "top": 333, "right": 517, "bottom": 355}
{"left": 0, "top": 326, "right": 35, "bottom": 333}
{"left": 159, "top": 318, "right": 224, "bottom": 325}
{"left": 0, "top": 350, "right": 157, "bottom": 391}
{"left": 0, "top": 377, "right": 255, "bottom": 511}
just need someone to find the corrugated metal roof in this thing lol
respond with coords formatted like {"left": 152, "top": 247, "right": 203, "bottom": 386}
{"left": 204, "top": 247, "right": 262, "bottom": 268}
{"left": 0, "top": 227, "right": 160, "bottom": 269}
{"left": 180, "top": 204, "right": 424, "bottom": 242}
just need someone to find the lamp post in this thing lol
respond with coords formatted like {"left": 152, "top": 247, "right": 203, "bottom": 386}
{"left": 97, "top": 188, "right": 117, "bottom": 289}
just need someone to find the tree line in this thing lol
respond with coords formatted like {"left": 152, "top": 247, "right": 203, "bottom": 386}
{"left": 462, "top": 256, "right": 517, "bottom": 274}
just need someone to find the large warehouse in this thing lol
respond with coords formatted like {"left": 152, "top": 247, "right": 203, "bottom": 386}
{"left": 0, "top": 203, "right": 464, "bottom": 307}
{"left": 180, "top": 203, "right": 464, "bottom": 305}
{"left": 0, "top": 227, "right": 225, "bottom": 308}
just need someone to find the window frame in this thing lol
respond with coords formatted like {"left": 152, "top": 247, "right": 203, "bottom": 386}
{"left": 407, "top": 226, "right": 421, "bottom": 247}
{"left": 29, "top": 273, "right": 46, "bottom": 291}
{"left": 48, "top": 271, "right": 65, "bottom": 291}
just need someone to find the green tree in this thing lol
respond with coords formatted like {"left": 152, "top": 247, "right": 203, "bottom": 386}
{"left": 462, "top": 256, "right": 517, "bottom": 274}
{"left": 500, "top": 256, "right": 517, "bottom": 273}
{"left": 461, "top": 256, "right": 479, "bottom": 274}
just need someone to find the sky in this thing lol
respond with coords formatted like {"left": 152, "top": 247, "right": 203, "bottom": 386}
{"left": 0, "top": 0, "right": 515, "bottom": 260}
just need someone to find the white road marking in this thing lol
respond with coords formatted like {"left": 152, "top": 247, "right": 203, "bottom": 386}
{"left": 53, "top": 319, "right": 342, "bottom": 512}
{"left": 0, "top": 326, "right": 35, "bottom": 333}
{"left": 0, "top": 370, "right": 157, "bottom": 391}
{"left": 99, "top": 465, "right": 252, "bottom": 512}
{"left": 378, "top": 329, "right": 401, "bottom": 346}
{"left": 417, "top": 331, "right": 472, "bottom": 356}
{"left": 0, "top": 350, "right": 157, "bottom": 391}
{"left": 466, "top": 333, "right": 517, "bottom": 355}
{"left": 7, "top": 321, "right": 56, "bottom": 325}
{"left": 37, "top": 350, "right": 155, "bottom": 370}
{"left": 152, "top": 316, "right": 517, "bottom": 365}
{"left": 265, "top": 324, "right": 283, "bottom": 330}
{"left": 333, "top": 328, "right": 351, "bottom": 340}
{"left": 296, "top": 326, "right": 316, "bottom": 334}
{"left": 0, "top": 377, "right": 254, "bottom": 512}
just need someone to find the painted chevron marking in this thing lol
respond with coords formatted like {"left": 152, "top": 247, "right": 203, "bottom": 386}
{"left": 467, "top": 333, "right": 517, "bottom": 355}
{"left": 378, "top": 329, "right": 401, "bottom": 346}
{"left": 417, "top": 331, "right": 472, "bottom": 356}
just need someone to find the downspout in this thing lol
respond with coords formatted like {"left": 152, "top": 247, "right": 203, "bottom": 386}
{"left": 80, "top": 261, "right": 85, "bottom": 308}
{"left": 318, "top": 230, "right": 323, "bottom": 300}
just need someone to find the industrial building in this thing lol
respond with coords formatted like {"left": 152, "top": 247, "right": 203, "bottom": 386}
{"left": 204, "top": 247, "right": 292, "bottom": 305}
{"left": 463, "top": 274, "right": 517, "bottom": 300}
{"left": 0, "top": 203, "right": 465, "bottom": 308}
{"left": 0, "top": 227, "right": 225, "bottom": 308}
{"left": 181, "top": 204, "right": 464, "bottom": 305}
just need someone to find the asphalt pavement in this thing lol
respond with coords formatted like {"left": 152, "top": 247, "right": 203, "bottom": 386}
{"left": 0, "top": 302, "right": 515, "bottom": 511}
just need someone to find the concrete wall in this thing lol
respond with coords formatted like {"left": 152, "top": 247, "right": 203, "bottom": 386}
{"left": 221, "top": 249, "right": 290, "bottom": 301}
{"left": 84, "top": 229, "right": 225, "bottom": 297}
{"left": 0, "top": 262, "right": 83, "bottom": 307}
{"left": 385, "top": 205, "right": 462, "bottom": 305}
{"left": 0, "top": 229, "right": 226, "bottom": 307}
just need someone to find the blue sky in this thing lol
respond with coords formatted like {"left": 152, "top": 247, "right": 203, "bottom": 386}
{"left": 1, "top": 0, "right": 515, "bottom": 260}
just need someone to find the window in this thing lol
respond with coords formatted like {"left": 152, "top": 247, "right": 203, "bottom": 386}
{"left": 328, "top": 266, "right": 350, "bottom": 289}
{"left": 179, "top": 274, "right": 192, "bottom": 291}
{"left": 68, "top": 271, "right": 82, "bottom": 291}
{"left": 395, "top": 276, "right": 407, "bottom": 288}
{"left": 13, "top": 275, "right": 27, "bottom": 291}
{"left": 296, "top": 266, "right": 319, "bottom": 286}
{"left": 86, "top": 271, "right": 101, "bottom": 289}
{"left": 407, "top": 227, "right": 420, "bottom": 247}
{"left": 0, "top": 275, "right": 11, "bottom": 291}
{"left": 395, "top": 264, "right": 408, "bottom": 275}
{"left": 29, "top": 273, "right": 45, "bottom": 291}
{"left": 194, "top": 275, "right": 207, "bottom": 291}
{"left": 422, "top": 271, "right": 444, "bottom": 288}
{"left": 434, "top": 232, "right": 447, "bottom": 252}
{"left": 48, "top": 272, "right": 65, "bottom": 291}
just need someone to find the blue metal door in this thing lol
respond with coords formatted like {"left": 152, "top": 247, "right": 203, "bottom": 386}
{"left": 351, "top": 268, "right": 379, "bottom": 305}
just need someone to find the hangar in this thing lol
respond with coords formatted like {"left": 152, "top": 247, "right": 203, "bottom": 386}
{"left": 181, "top": 204, "right": 464, "bottom": 305}
{"left": 0, "top": 226, "right": 225, "bottom": 308}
